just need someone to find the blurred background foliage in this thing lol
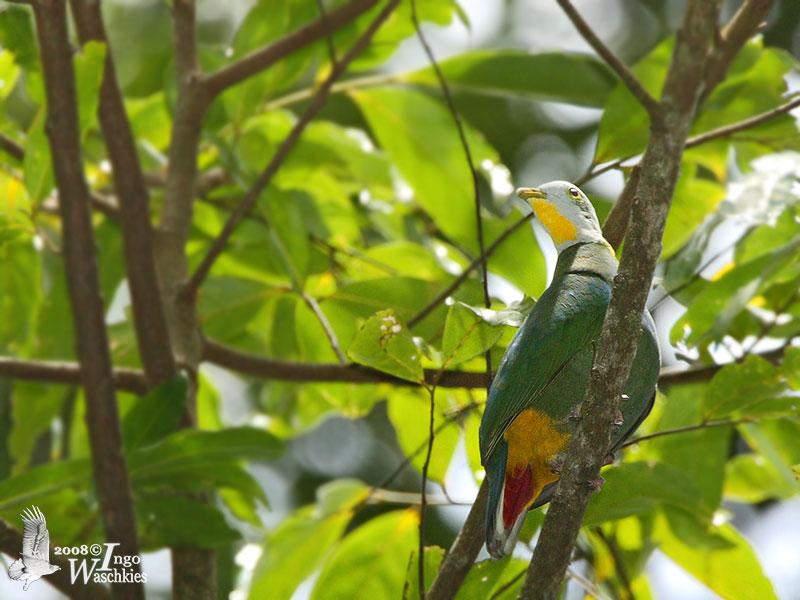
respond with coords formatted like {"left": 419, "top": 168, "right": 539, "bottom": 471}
{"left": 0, "top": 0, "right": 799, "bottom": 599}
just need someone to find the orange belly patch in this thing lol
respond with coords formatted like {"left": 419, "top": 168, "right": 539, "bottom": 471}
{"left": 502, "top": 409, "right": 570, "bottom": 527}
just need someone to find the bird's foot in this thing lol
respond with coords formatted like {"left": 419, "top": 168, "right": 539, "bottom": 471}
{"left": 584, "top": 476, "right": 605, "bottom": 493}
{"left": 612, "top": 409, "right": 624, "bottom": 427}
{"left": 567, "top": 406, "right": 582, "bottom": 422}
{"left": 547, "top": 453, "right": 566, "bottom": 474}
{"left": 603, "top": 452, "right": 616, "bottom": 466}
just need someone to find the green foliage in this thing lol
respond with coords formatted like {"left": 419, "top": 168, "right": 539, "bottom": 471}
{"left": 0, "top": 1, "right": 798, "bottom": 598}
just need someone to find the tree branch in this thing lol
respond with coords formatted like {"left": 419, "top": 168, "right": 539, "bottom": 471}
{"left": 555, "top": 0, "right": 661, "bottom": 121}
{"left": 0, "top": 356, "right": 147, "bottom": 394}
{"left": 31, "top": 1, "right": 144, "bottom": 598}
{"left": 621, "top": 416, "right": 755, "bottom": 448}
{"left": 183, "top": 0, "right": 401, "bottom": 299}
{"left": 0, "top": 519, "right": 110, "bottom": 600}
{"left": 68, "top": 0, "right": 176, "bottom": 389}
{"left": 519, "top": 2, "right": 724, "bottom": 598}
{"left": 702, "top": 0, "right": 776, "bottom": 101}
{"left": 0, "top": 132, "right": 24, "bottom": 162}
{"left": 200, "top": 0, "right": 379, "bottom": 98}
{"left": 427, "top": 480, "right": 489, "bottom": 600}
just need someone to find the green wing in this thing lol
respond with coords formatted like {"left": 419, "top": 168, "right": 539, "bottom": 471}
{"left": 479, "top": 272, "right": 611, "bottom": 464}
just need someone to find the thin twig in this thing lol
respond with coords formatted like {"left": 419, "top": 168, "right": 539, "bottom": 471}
{"left": 555, "top": 0, "right": 661, "bottom": 121}
{"left": 685, "top": 96, "right": 800, "bottom": 148}
{"left": 301, "top": 292, "right": 347, "bottom": 363}
{"left": 407, "top": 213, "right": 534, "bottom": 328}
{"left": 489, "top": 568, "right": 527, "bottom": 600}
{"left": 566, "top": 567, "right": 613, "bottom": 600}
{"left": 200, "top": 0, "right": 378, "bottom": 97}
{"left": 419, "top": 384, "right": 437, "bottom": 599}
{"left": 410, "top": 0, "right": 492, "bottom": 386}
{"left": 592, "top": 528, "right": 634, "bottom": 600}
{"left": 621, "top": 417, "right": 755, "bottom": 448}
{"left": 315, "top": 0, "right": 338, "bottom": 65}
{"left": 182, "top": 0, "right": 401, "bottom": 299}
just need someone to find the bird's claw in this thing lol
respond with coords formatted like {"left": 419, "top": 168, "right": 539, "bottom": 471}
{"left": 584, "top": 476, "right": 605, "bottom": 492}
{"left": 568, "top": 406, "right": 582, "bottom": 422}
{"left": 547, "top": 453, "right": 565, "bottom": 474}
{"left": 603, "top": 453, "right": 615, "bottom": 466}
{"left": 613, "top": 409, "right": 624, "bottom": 427}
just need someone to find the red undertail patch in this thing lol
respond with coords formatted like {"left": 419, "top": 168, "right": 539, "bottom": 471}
{"left": 503, "top": 466, "right": 535, "bottom": 529}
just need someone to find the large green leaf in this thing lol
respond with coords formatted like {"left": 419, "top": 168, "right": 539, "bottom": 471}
{"left": 656, "top": 510, "right": 778, "bottom": 600}
{"left": 584, "top": 461, "right": 708, "bottom": 526}
{"left": 351, "top": 86, "right": 495, "bottom": 251}
{"left": 311, "top": 510, "right": 419, "bottom": 600}
{"left": 250, "top": 507, "right": 350, "bottom": 600}
{"left": 702, "top": 355, "right": 788, "bottom": 420}
{"left": 404, "top": 50, "right": 615, "bottom": 107}
{"left": 137, "top": 494, "right": 240, "bottom": 549}
{"left": 387, "top": 388, "right": 461, "bottom": 484}
{"left": 122, "top": 374, "right": 187, "bottom": 451}
{"left": 456, "top": 557, "right": 528, "bottom": 599}
{"left": 672, "top": 234, "right": 800, "bottom": 347}
{"left": 74, "top": 40, "right": 106, "bottom": 139}
{"left": 441, "top": 302, "right": 504, "bottom": 368}
{"left": 403, "top": 546, "right": 445, "bottom": 600}
{"left": 347, "top": 309, "right": 424, "bottom": 383}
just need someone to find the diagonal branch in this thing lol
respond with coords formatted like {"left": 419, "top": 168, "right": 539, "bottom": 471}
{"left": 519, "top": 2, "right": 724, "bottom": 598}
{"left": 200, "top": 0, "right": 379, "bottom": 98}
{"left": 31, "top": 1, "right": 144, "bottom": 598}
{"left": 702, "top": 0, "right": 776, "bottom": 101}
{"left": 68, "top": 0, "right": 176, "bottom": 389}
{"left": 555, "top": 0, "right": 661, "bottom": 121}
{"left": 0, "top": 132, "right": 24, "bottom": 162}
{"left": 182, "top": 0, "right": 401, "bottom": 299}
{"left": 301, "top": 292, "right": 347, "bottom": 363}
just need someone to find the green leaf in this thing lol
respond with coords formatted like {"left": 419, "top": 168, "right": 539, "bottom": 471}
{"left": 723, "top": 453, "right": 797, "bottom": 503}
{"left": 404, "top": 50, "right": 615, "bottom": 107}
{"left": 387, "top": 388, "right": 461, "bottom": 484}
{"left": 672, "top": 234, "right": 800, "bottom": 346}
{"left": 136, "top": 494, "right": 240, "bottom": 549}
{"left": 584, "top": 461, "right": 708, "bottom": 526}
{"left": 348, "top": 309, "right": 424, "bottom": 383}
{"left": 122, "top": 374, "right": 187, "bottom": 450}
{"left": 441, "top": 302, "right": 504, "bottom": 367}
{"left": 128, "top": 427, "right": 284, "bottom": 480}
{"left": 351, "top": 87, "right": 496, "bottom": 252}
{"left": 644, "top": 385, "right": 731, "bottom": 511}
{"left": 457, "top": 557, "right": 529, "bottom": 599}
{"left": 703, "top": 355, "right": 788, "bottom": 420}
{"left": 0, "top": 457, "right": 91, "bottom": 511}
{"left": 655, "top": 511, "right": 778, "bottom": 600}
{"left": 403, "top": 546, "right": 445, "bottom": 600}
{"left": 74, "top": 40, "right": 106, "bottom": 139}
{"left": 249, "top": 505, "right": 351, "bottom": 600}
{"left": 311, "top": 510, "right": 419, "bottom": 600}
{"left": 662, "top": 165, "right": 725, "bottom": 258}
{"left": 23, "top": 110, "right": 53, "bottom": 204}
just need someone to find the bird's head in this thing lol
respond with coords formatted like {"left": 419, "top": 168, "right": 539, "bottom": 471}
{"left": 517, "top": 181, "right": 604, "bottom": 252}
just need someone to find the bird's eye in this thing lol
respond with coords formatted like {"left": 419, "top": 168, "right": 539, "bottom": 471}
{"left": 569, "top": 188, "right": 580, "bottom": 198}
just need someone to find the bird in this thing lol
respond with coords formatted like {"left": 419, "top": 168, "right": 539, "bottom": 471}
{"left": 479, "top": 181, "right": 660, "bottom": 559}
{"left": 7, "top": 506, "right": 61, "bottom": 591}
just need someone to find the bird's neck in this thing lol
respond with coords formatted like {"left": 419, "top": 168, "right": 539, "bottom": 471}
{"left": 553, "top": 241, "right": 618, "bottom": 282}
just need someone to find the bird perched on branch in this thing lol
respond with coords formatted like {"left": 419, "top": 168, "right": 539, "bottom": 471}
{"left": 479, "top": 181, "right": 660, "bottom": 559}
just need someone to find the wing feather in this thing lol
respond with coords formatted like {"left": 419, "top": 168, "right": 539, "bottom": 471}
{"left": 20, "top": 506, "right": 51, "bottom": 561}
{"left": 479, "top": 272, "right": 611, "bottom": 463}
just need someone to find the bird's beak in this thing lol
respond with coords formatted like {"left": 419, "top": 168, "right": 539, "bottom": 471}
{"left": 516, "top": 187, "right": 546, "bottom": 203}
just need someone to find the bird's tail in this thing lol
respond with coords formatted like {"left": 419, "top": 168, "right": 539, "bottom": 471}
{"left": 8, "top": 558, "right": 25, "bottom": 580}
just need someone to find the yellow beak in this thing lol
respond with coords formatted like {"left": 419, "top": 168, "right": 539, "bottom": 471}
{"left": 516, "top": 187, "right": 546, "bottom": 202}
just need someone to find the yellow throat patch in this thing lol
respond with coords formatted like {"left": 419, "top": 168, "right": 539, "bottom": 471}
{"left": 504, "top": 408, "right": 570, "bottom": 507}
{"left": 530, "top": 200, "right": 577, "bottom": 246}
